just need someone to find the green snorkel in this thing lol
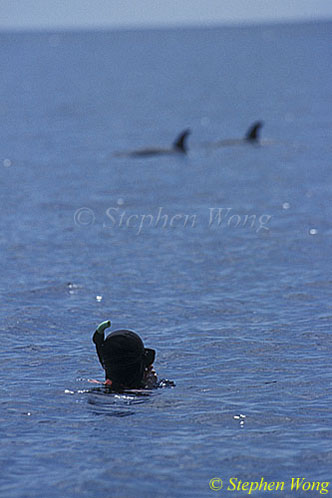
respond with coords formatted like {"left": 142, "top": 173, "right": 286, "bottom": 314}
{"left": 96, "top": 320, "right": 111, "bottom": 337}
{"left": 93, "top": 320, "right": 111, "bottom": 368}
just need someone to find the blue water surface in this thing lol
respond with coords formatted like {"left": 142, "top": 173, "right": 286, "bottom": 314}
{"left": 0, "top": 21, "right": 331, "bottom": 498}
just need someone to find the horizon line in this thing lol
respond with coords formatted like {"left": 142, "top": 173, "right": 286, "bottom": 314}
{"left": 0, "top": 16, "right": 331, "bottom": 34}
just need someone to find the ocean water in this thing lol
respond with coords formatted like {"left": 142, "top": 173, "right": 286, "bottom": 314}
{"left": 0, "top": 21, "right": 331, "bottom": 498}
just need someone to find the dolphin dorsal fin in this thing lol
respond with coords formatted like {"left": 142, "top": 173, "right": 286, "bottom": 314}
{"left": 173, "top": 129, "right": 191, "bottom": 152}
{"left": 245, "top": 121, "right": 263, "bottom": 141}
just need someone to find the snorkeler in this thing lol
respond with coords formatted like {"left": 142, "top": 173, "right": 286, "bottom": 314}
{"left": 92, "top": 320, "right": 158, "bottom": 390}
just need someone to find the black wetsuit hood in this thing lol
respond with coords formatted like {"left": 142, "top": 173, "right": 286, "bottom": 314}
{"left": 93, "top": 328, "right": 155, "bottom": 389}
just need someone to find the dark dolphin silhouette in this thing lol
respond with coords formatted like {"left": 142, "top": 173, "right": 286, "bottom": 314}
{"left": 115, "top": 129, "right": 191, "bottom": 158}
{"left": 213, "top": 121, "right": 264, "bottom": 147}
{"left": 245, "top": 121, "right": 264, "bottom": 142}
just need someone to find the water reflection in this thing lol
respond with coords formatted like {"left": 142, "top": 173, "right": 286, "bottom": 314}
{"left": 85, "top": 386, "right": 156, "bottom": 418}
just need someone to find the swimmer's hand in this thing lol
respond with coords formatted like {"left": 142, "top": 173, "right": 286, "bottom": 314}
{"left": 143, "top": 365, "right": 158, "bottom": 389}
{"left": 96, "top": 320, "right": 111, "bottom": 335}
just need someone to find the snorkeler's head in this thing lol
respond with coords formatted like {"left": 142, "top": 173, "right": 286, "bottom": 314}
{"left": 93, "top": 321, "right": 155, "bottom": 389}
